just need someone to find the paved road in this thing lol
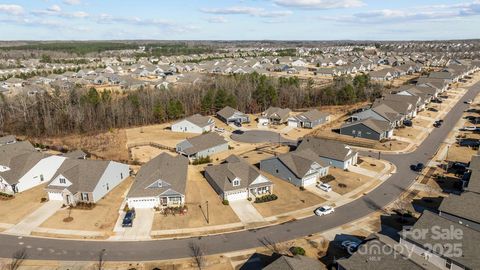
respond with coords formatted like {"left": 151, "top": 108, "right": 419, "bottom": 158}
{"left": 1, "top": 81, "right": 479, "bottom": 262}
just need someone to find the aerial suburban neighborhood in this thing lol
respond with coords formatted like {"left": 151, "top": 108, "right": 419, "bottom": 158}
{"left": 0, "top": 1, "right": 480, "bottom": 269}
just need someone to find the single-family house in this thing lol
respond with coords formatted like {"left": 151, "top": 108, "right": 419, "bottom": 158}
{"left": 216, "top": 106, "right": 250, "bottom": 124}
{"left": 287, "top": 109, "right": 330, "bottom": 129}
{"left": 260, "top": 149, "right": 329, "bottom": 187}
{"left": 340, "top": 118, "right": 394, "bottom": 141}
{"left": 126, "top": 153, "right": 188, "bottom": 209}
{"left": 258, "top": 107, "right": 291, "bottom": 125}
{"left": 176, "top": 132, "right": 228, "bottom": 159}
{"left": 204, "top": 155, "right": 273, "bottom": 201}
{"left": 297, "top": 137, "right": 358, "bottom": 169}
{"left": 0, "top": 141, "right": 66, "bottom": 193}
{"left": 264, "top": 255, "right": 323, "bottom": 270}
{"left": 171, "top": 114, "right": 215, "bottom": 134}
{"left": 46, "top": 159, "right": 130, "bottom": 205}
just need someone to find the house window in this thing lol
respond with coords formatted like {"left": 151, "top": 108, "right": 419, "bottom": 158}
{"left": 233, "top": 180, "right": 240, "bottom": 187}
{"left": 275, "top": 169, "right": 279, "bottom": 174}
{"left": 59, "top": 178, "right": 66, "bottom": 184}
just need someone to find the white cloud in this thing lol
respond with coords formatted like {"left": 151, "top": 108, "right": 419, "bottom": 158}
{"left": 47, "top": 5, "right": 62, "bottom": 13}
{"left": 0, "top": 4, "right": 24, "bottom": 15}
{"left": 201, "top": 6, "right": 292, "bottom": 18}
{"left": 63, "top": 0, "right": 82, "bottom": 5}
{"left": 273, "top": 0, "right": 364, "bottom": 9}
{"left": 207, "top": 16, "right": 228, "bottom": 23}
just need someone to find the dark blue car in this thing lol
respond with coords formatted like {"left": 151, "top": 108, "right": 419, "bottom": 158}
{"left": 122, "top": 210, "right": 136, "bottom": 227}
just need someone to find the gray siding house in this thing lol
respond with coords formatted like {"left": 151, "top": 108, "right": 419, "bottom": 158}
{"left": 260, "top": 149, "right": 329, "bottom": 187}
{"left": 340, "top": 118, "right": 394, "bottom": 141}
{"left": 287, "top": 109, "right": 330, "bottom": 129}
{"left": 297, "top": 137, "right": 358, "bottom": 170}
{"left": 216, "top": 106, "right": 250, "bottom": 124}
{"left": 176, "top": 132, "right": 229, "bottom": 159}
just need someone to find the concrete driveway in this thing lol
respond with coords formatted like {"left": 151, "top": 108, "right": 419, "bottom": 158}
{"left": 111, "top": 208, "right": 154, "bottom": 240}
{"left": 5, "top": 200, "right": 63, "bottom": 236}
{"left": 229, "top": 200, "right": 265, "bottom": 224}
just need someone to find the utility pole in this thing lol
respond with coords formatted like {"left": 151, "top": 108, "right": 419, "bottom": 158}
{"left": 378, "top": 151, "right": 381, "bottom": 160}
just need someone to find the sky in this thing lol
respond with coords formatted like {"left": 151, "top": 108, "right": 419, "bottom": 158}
{"left": 0, "top": 0, "right": 479, "bottom": 40}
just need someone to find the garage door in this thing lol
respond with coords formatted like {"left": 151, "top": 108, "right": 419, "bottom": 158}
{"left": 288, "top": 120, "right": 299, "bottom": 127}
{"left": 127, "top": 197, "right": 157, "bottom": 209}
{"left": 226, "top": 191, "right": 248, "bottom": 201}
{"left": 48, "top": 191, "right": 63, "bottom": 201}
{"left": 303, "top": 173, "right": 319, "bottom": 187}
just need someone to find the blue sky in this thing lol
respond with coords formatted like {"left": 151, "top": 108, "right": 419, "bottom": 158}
{"left": 0, "top": 0, "right": 479, "bottom": 40}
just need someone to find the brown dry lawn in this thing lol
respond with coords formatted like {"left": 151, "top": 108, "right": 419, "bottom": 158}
{"left": 253, "top": 173, "right": 325, "bottom": 218}
{"left": 131, "top": 146, "right": 174, "bottom": 163}
{"left": 358, "top": 156, "right": 386, "bottom": 173}
{"left": 446, "top": 143, "right": 477, "bottom": 164}
{"left": 40, "top": 177, "right": 133, "bottom": 232}
{"left": 0, "top": 184, "right": 47, "bottom": 224}
{"left": 126, "top": 123, "right": 194, "bottom": 148}
{"left": 152, "top": 166, "right": 239, "bottom": 230}
{"left": 374, "top": 140, "right": 410, "bottom": 151}
{"left": 325, "top": 168, "right": 373, "bottom": 195}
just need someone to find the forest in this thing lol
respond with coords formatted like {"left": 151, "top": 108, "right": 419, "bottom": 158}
{"left": 1, "top": 42, "right": 139, "bottom": 55}
{"left": 0, "top": 73, "right": 382, "bottom": 137}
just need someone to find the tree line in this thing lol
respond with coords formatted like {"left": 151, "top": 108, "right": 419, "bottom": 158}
{"left": 0, "top": 73, "right": 382, "bottom": 137}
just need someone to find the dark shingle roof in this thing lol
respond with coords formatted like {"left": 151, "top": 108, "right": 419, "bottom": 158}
{"left": 277, "top": 149, "right": 328, "bottom": 179}
{"left": 180, "top": 132, "right": 228, "bottom": 156}
{"left": 439, "top": 191, "right": 480, "bottom": 224}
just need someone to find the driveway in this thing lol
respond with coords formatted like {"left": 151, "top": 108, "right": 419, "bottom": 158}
{"left": 111, "top": 208, "right": 154, "bottom": 240}
{"left": 229, "top": 200, "right": 265, "bottom": 224}
{"left": 5, "top": 200, "right": 63, "bottom": 236}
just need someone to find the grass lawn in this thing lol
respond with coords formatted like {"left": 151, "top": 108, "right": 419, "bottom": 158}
{"left": 0, "top": 183, "right": 47, "bottom": 224}
{"left": 40, "top": 177, "right": 133, "bottom": 232}
{"left": 152, "top": 166, "right": 240, "bottom": 230}
{"left": 358, "top": 156, "right": 386, "bottom": 173}
{"left": 253, "top": 173, "right": 325, "bottom": 218}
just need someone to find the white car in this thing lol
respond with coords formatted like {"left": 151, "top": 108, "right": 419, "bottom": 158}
{"left": 462, "top": 126, "right": 477, "bottom": 131}
{"left": 314, "top": 206, "right": 335, "bottom": 216}
{"left": 316, "top": 183, "right": 332, "bottom": 192}
{"left": 465, "top": 99, "right": 473, "bottom": 104}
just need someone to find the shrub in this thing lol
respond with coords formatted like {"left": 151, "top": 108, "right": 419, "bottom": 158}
{"left": 40, "top": 197, "right": 48, "bottom": 203}
{"left": 192, "top": 156, "right": 212, "bottom": 165}
{"left": 222, "top": 199, "right": 229, "bottom": 205}
{"left": 0, "top": 192, "right": 14, "bottom": 199}
{"left": 254, "top": 194, "right": 278, "bottom": 203}
{"left": 338, "top": 183, "right": 347, "bottom": 188}
{"left": 290, "top": 246, "right": 306, "bottom": 256}
{"left": 299, "top": 186, "right": 305, "bottom": 191}
{"left": 123, "top": 203, "right": 130, "bottom": 212}
{"left": 320, "top": 174, "right": 335, "bottom": 182}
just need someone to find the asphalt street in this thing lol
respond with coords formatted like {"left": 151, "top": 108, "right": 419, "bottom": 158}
{"left": 1, "top": 81, "right": 479, "bottom": 262}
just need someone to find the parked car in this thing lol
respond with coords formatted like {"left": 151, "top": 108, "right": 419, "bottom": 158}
{"left": 465, "top": 99, "right": 473, "bottom": 104}
{"left": 341, "top": 240, "right": 361, "bottom": 252}
{"left": 461, "top": 126, "right": 477, "bottom": 131}
{"left": 314, "top": 206, "right": 335, "bottom": 216}
{"left": 427, "top": 107, "right": 438, "bottom": 112}
{"left": 122, "top": 209, "right": 136, "bottom": 227}
{"left": 316, "top": 183, "right": 332, "bottom": 192}
{"left": 403, "top": 119, "right": 413, "bottom": 127}
{"left": 410, "top": 163, "right": 424, "bottom": 172}
{"left": 214, "top": 127, "right": 225, "bottom": 133}
{"left": 458, "top": 138, "right": 480, "bottom": 148}
{"left": 432, "top": 98, "right": 443, "bottom": 104}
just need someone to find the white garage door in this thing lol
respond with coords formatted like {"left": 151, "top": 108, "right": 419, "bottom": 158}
{"left": 226, "top": 191, "right": 248, "bottom": 201}
{"left": 288, "top": 120, "right": 299, "bottom": 127}
{"left": 48, "top": 191, "right": 63, "bottom": 201}
{"left": 127, "top": 197, "right": 157, "bottom": 209}
{"left": 303, "top": 173, "right": 319, "bottom": 187}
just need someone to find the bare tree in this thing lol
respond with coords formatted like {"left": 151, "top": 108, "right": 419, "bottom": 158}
{"left": 258, "top": 237, "right": 281, "bottom": 254}
{"left": 189, "top": 242, "right": 204, "bottom": 270}
{"left": 9, "top": 248, "right": 27, "bottom": 270}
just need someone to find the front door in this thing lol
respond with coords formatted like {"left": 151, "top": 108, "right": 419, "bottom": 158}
{"left": 161, "top": 197, "right": 168, "bottom": 206}
{"left": 66, "top": 195, "right": 71, "bottom": 205}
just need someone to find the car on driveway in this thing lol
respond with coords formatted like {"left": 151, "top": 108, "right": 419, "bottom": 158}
{"left": 403, "top": 119, "right": 413, "bottom": 127}
{"left": 465, "top": 99, "right": 473, "bottom": 104}
{"left": 316, "top": 183, "right": 332, "bottom": 192}
{"left": 410, "top": 163, "right": 424, "bottom": 172}
{"left": 458, "top": 138, "right": 480, "bottom": 148}
{"left": 461, "top": 126, "right": 477, "bottom": 131}
{"left": 122, "top": 209, "right": 136, "bottom": 227}
{"left": 341, "top": 240, "right": 361, "bottom": 252}
{"left": 427, "top": 107, "right": 438, "bottom": 112}
{"left": 314, "top": 206, "right": 335, "bottom": 216}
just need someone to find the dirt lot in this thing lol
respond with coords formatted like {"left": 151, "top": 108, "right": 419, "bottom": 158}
{"left": 0, "top": 184, "right": 47, "bottom": 224}
{"left": 253, "top": 173, "right": 325, "bottom": 218}
{"left": 324, "top": 168, "right": 373, "bottom": 195}
{"left": 40, "top": 177, "right": 133, "bottom": 233}
{"left": 152, "top": 166, "right": 240, "bottom": 230}
{"left": 130, "top": 146, "right": 175, "bottom": 163}
{"left": 25, "top": 129, "right": 129, "bottom": 162}
{"left": 126, "top": 123, "right": 193, "bottom": 148}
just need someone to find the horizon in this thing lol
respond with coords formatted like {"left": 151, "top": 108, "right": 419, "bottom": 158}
{"left": 0, "top": 0, "right": 480, "bottom": 40}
